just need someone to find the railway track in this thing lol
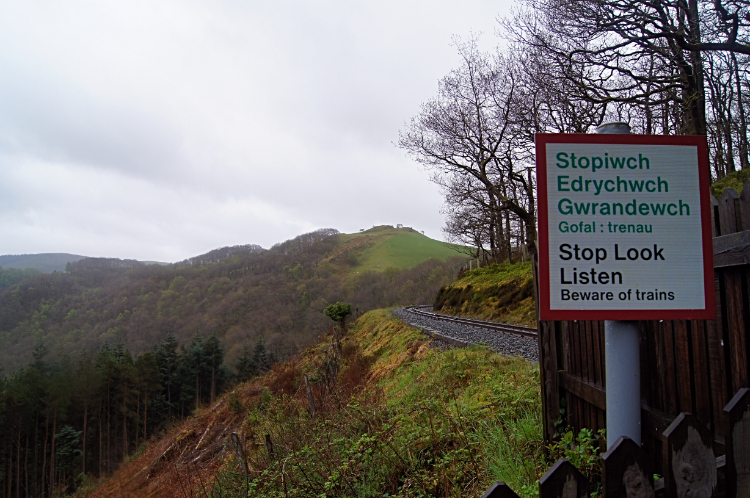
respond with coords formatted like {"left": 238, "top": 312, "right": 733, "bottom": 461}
{"left": 403, "top": 305, "right": 538, "bottom": 339}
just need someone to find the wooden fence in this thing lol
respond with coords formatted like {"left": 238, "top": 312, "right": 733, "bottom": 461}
{"left": 524, "top": 181, "right": 750, "bottom": 498}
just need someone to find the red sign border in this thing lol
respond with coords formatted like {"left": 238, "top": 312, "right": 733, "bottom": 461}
{"left": 536, "top": 133, "right": 716, "bottom": 321}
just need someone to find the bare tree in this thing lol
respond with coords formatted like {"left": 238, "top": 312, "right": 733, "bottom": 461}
{"left": 504, "top": 0, "right": 750, "bottom": 177}
{"left": 398, "top": 37, "right": 538, "bottom": 258}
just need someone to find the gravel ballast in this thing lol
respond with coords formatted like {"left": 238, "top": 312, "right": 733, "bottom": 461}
{"left": 392, "top": 307, "right": 539, "bottom": 363}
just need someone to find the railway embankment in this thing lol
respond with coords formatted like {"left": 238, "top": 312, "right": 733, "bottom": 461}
{"left": 432, "top": 261, "right": 536, "bottom": 327}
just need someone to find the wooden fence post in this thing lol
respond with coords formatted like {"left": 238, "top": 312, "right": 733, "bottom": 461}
{"left": 602, "top": 436, "right": 654, "bottom": 498}
{"left": 481, "top": 482, "right": 521, "bottom": 498}
{"left": 739, "top": 179, "right": 750, "bottom": 230}
{"left": 720, "top": 188, "right": 741, "bottom": 235}
{"left": 663, "top": 413, "right": 716, "bottom": 498}
{"left": 230, "top": 432, "right": 249, "bottom": 476}
{"left": 539, "top": 458, "right": 589, "bottom": 498}
{"left": 304, "top": 374, "right": 316, "bottom": 418}
{"left": 724, "top": 387, "right": 750, "bottom": 498}
{"left": 265, "top": 433, "right": 275, "bottom": 460}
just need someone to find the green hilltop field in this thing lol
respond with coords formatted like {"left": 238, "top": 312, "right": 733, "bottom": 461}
{"left": 325, "top": 225, "right": 465, "bottom": 273}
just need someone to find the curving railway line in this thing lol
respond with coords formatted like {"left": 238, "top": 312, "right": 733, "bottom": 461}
{"left": 394, "top": 306, "right": 539, "bottom": 362}
{"left": 403, "top": 305, "right": 538, "bottom": 338}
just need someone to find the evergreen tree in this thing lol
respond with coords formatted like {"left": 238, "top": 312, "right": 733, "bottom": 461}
{"left": 54, "top": 425, "right": 82, "bottom": 491}
{"left": 154, "top": 334, "right": 180, "bottom": 419}
{"left": 233, "top": 345, "right": 258, "bottom": 382}
{"left": 252, "top": 338, "right": 274, "bottom": 374}
{"left": 75, "top": 351, "right": 101, "bottom": 476}
{"left": 133, "top": 352, "right": 161, "bottom": 447}
{"left": 202, "top": 334, "right": 225, "bottom": 404}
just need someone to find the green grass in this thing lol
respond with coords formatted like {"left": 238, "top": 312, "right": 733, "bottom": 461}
{"left": 712, "top": 168, "right": 750, "bottom": 199}
{"left": 434, "top": 262, "right": 537, "bottom": 326}
{"left": 451, "top": 262, "right": 534, "bottom": 289}
{"left": 202, "top": 309, "right": 545, "bottom": 498}
{"left": 356, "top": 231, "right": 463, "bottom": 271}
{"left": 333, "top": 225, "right": 467, "bottom": 273}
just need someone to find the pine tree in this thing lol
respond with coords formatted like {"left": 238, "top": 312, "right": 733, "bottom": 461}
{"left": 233, "top": 345, "right": 258, "bottom": 382}
{"left": 202, "top": 334, "right": 224, "bottom": 404}
{"left": 252, "top": 338, "right": 273, "bottom": 374}
{"left": 154, "top": 334, "right": 179, "bottom": 419}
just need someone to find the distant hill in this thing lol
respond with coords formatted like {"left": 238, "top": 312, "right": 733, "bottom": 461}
{"left": 0, "top": 253, "right": 87, "bottom": 273}
{"left": 324, "top": 225, "right": 464, "bottom": 273}
{"left": 175, "top": 244, "right": 266, "bottom": 267}
{"left": 0, "top": 228, "right": 467, "bottom": 372}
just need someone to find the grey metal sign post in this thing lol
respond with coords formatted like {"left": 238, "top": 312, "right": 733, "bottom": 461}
{"left": 598, "top": 122, "right": 641, "bottom": 448}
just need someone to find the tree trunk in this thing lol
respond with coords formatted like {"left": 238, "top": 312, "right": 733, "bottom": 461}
{"left": 686, "top": 0, "right": 707, "bottom": 136}
{"left": 41, "top": 418, "right": 48, "bottom": 498}
{"left": 49, "top": 410, "right": 57, "bottom": 496}
{"left": 107, "top": 382, "right": 111, "bottom": 475}
{"left": 210, "top": 366, "right": 216, "bottom": 405}
{"left": 195, "top": 373, "right": 200, "bottom": 411}
{"left": 82, "top": 402, "right": 88, "bottom": 475}
{"left": 122, "top": 394, "right": 128, "bottom": 462}
{"left": 135, "top": 393, "right": 140, "bottom": 450}
{"left": 504, "top": 210, "right": 512, "bottom": 262}
{"left": 167, "top": 380, "right": 171, "bottom": 421}
{"left": 732, "top": 52, "right": 749, "bottom": 169}
{"left": 6, "top": 439, "right": 11, "bottom": 498}
{"left": 23, "top": 435, "right": 28, "bottom": 498}
{"left": 144, "top": 387, "right": 148, "bottom": 444}
{"left": 98, "top": 399, "right": 103, "bottom": 477}
{"left": 33, "top": 419, "right": 38, "bottom": 498}
{"left": 16, "top": 424, "right": 20, "bottom": 498}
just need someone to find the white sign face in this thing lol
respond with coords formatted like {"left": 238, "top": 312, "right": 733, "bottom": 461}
{"left": 536, "top": 134, "right": 714, "bottom": 321}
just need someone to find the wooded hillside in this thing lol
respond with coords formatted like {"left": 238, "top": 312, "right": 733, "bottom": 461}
{"left": 0, "top": 227, "right": 465, "bottom": 372}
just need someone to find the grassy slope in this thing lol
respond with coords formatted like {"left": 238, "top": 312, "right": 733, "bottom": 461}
{"left": 434, "top": 262, "right": 536, "bottom": 327}
{"left": 82, "top": 310, "right": 543, "bottom": 498}
{"left": 330, "top": 225, "right": 466, "bottom": 273}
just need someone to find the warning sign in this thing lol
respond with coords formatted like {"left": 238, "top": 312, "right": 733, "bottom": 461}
{"left": 536, "top": 134, "right": 715, "bottom": 320}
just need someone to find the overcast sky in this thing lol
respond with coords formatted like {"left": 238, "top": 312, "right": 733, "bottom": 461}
{"left": 0, "top": 0, "right": 511, "bottom": 263}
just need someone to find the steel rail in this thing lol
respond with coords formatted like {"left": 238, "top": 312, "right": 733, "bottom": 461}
{"left": 403, "top": 305, "right": 538, "bottom": 339}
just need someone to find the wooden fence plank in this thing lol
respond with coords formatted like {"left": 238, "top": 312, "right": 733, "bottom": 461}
{"left": 562, "top": 320, "right": 573, "bottom": 431}
{"left": 539, "top": 458, "right": 589, "bottom": 498}
{"left": 573, "top": 321, "right": 585, "bottom": 432}
{"left": 720, "top": 188, "right": 741, "bottom": 235}
{"left": 481, "top": 482, "right": 521, "bottom": 498}
{"left": 641, "top": 405, "right": 673, "bottom": 442}
{"left": 539, "top": 321, "right": 560, "bottom": 442}
{"left": 558, "top": 372, "right": 605, "bottom": 409}
{"left": 650, "top": 321, "right": 667, "bottom": 413}
{"left": 724, "top": 269, "right": 748, "bottom": 394}
{"left": 581, "top": 320, "right": 596, "bottom": 382}
{"left": 594, "top": 321, "right": 606, "bottom": 431}
{"left": 642, "top": 321, "right": 663, "bottom": 413}
{"left": 577, "top": 322, "right": 590, "bottom": 432}
{"left": 739, "top": 180, "right": 750, "bottom": 230}
{"left": 572, "top": 320, "right": 586, "bottom": 377}
{"left": 662, "top": 321, "right": 679, "bottom": 415}
{"left": 713, "top": 230, "right": 750, "bottom": 267}
{"left": 592, "top": 321, "right": 603, "bottom": 386}
{"left": 689, "top": 320, "right": 712, "bottom": 429}
{"left": 673, "top": 321, "right": 694, "bottom": 414}
{"left": 707, "top": 273, "right": 730, "bottom": 440}
{"left": 711, "top": 195, "right": 719, "bottom": 236}
{"left": 602, "top": 436, "right": 655, "bottom": 498}
{"left": 724, "top": 387, "right": 750, "bottom": 498}
{"left": 663, "top": 413, "right": 717, "bottom": 498}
